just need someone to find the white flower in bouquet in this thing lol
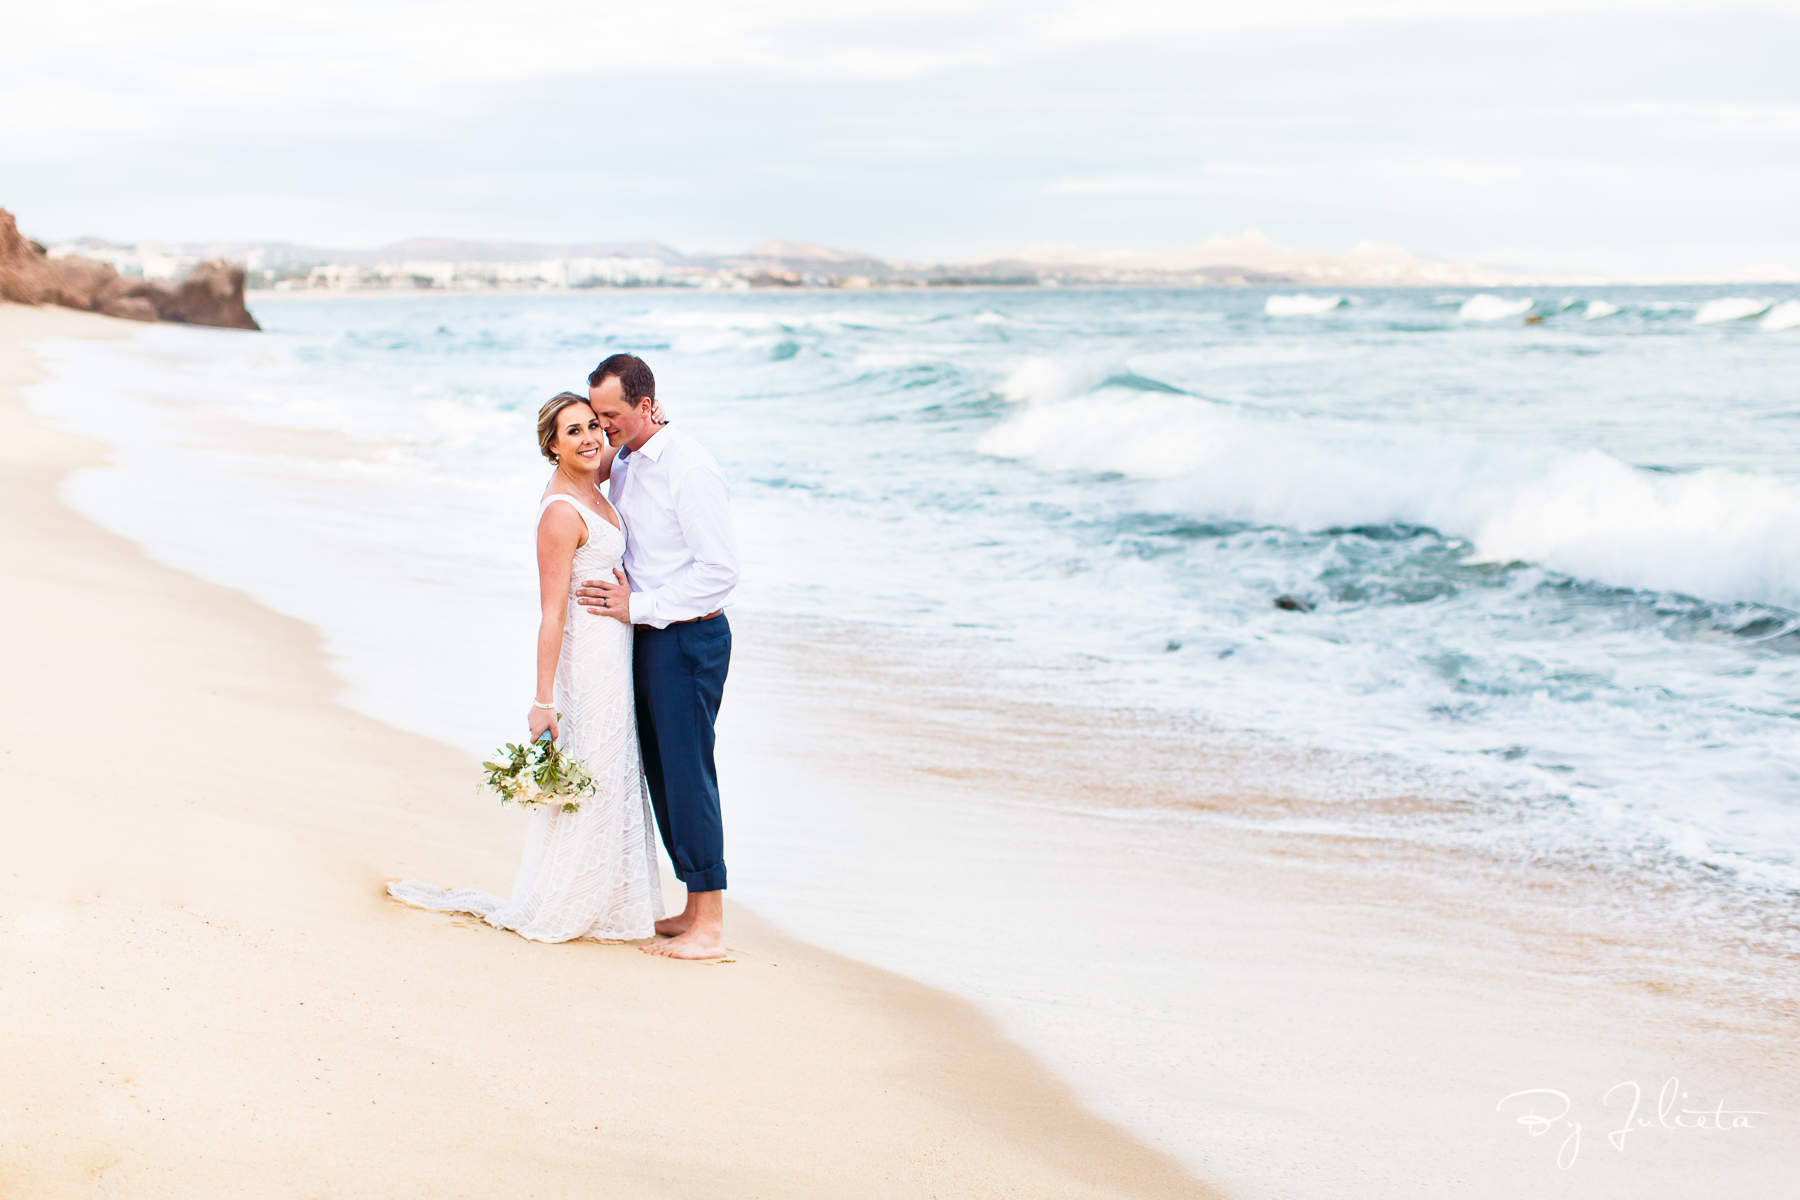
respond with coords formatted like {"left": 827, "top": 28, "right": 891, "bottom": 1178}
{"left": 481, "top": 723, "right": 595, "bottom": 814}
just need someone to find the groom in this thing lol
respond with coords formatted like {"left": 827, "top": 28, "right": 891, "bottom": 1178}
{"left": 578, "top": 353, "right": 739, "bottom": 960}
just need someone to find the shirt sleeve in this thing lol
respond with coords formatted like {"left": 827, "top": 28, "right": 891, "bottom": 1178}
{"left": 626, "top": 458, "right": 740, "bottom": 628}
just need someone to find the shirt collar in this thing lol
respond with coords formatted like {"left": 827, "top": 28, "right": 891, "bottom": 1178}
{"left": 623, "top": 426, "right": 671, "bottom": 462}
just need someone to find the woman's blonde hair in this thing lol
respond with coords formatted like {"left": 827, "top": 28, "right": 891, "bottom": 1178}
{"left": 536, "top": 391, "right": 593, "bottom": 463}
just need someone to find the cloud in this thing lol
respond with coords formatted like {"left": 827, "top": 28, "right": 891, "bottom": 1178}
{"left": 4, "top": 0, "right": 1799, "bottom": 274}
{"left": 11, "top": 0, "right": 1792, "bottom": 97}
{"left": 1047, "top": 165, "right": 1288, "bottom": 193}
{"left": 1584, "top": 101, "right": 1800, "bottom": 137}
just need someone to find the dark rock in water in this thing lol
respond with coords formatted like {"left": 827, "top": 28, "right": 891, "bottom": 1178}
{"left": 1273, "top": 594, "right": 1315, "bottom": 612}
{"left": 162, "top": 260, "right": 259, "bottom": 329}
{"left": 1, "top": 207, "right": 259, "bottom": 330}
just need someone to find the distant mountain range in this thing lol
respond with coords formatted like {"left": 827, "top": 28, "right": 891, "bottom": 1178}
{"left": 952, "top": 231, "right": 1547, "bottom": 286}
{"left": 64, "top": 229, "right": 1581, "bottom": 287}
{"left": 728, "top": 232, "right": 1544, "bottom": 286}
{"left": 155, "top": 237, "right": 693, "bottom": 268}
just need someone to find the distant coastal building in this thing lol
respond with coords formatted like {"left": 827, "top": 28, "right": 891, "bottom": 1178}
{"left": 47, "top": 239, "right": 197, "bottom": 281}
{"left": 290, "top": 255, "right": 668, "bottom": 290}
{"left": 567, "top": 256, "right": 665, "bottom": 286}
{"left": 400, "top": 260, "right": 456, "bottom": 287}
{"left": 308, "top": 263, "right": 370, "bottom": 288}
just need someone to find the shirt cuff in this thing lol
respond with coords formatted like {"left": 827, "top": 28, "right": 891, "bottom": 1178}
{"left": 627, "top": 591, "right": 657, "bottom": 628}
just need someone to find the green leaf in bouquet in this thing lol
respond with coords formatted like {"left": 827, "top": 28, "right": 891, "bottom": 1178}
{"left": 481, "top": 724, "right": 594, "bottom": 811}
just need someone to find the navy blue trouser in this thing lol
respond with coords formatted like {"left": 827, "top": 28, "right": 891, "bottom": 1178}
{"left": 633, "top": 613, "right": 730, "bottom": 893}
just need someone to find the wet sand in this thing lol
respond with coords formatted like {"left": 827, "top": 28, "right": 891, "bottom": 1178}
{"left": 0, "top": 302, "right": 1218, "bottom": 1199}
{"left": 719, "top": 614, "right": 1799, "bottom": 1198}
{"left": 5, "top": 301, "right": 1794, "bottom": 1199}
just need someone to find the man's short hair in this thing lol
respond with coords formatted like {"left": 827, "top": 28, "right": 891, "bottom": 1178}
{"left": 588, "top": 353, "right": 655, "bottom": 408}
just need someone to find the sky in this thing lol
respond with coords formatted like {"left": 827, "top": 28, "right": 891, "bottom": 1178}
{"left": 4, "top": 0, "right": 1799, "bottom": 277}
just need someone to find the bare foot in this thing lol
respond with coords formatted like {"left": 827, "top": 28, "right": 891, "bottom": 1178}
{"left": 641, "top": 926, "right": 727, "bottom": 960}
{"left": 654, "top": 913, "right": 694, "bottom": 937}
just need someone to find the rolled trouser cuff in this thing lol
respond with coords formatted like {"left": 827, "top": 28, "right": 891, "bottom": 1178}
{"left": 679, "top": 863, "right": 727, "bottom": 893}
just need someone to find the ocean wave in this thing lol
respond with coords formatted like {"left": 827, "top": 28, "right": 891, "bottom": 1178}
{"left": 1584, "top": 300, "right": 1621, "bottom": 320}
{"left": 977, "top": 383, "right": 1800, "bottom": 609}
{"left": 41, "top": 290, "right": 1800, "bottom": 910}
{"left": 1458, "top": 294, "right": 1533, "bottom": 321}
{"left": 1694, "top": 297, "right": 1773, "bottom": 324}
{"left": 637, "top": 307, "right": 784, "bottom": 330}
{"left": 1760, "top": 301, "right": 1800, "bottom": 332}
{"left": 1264, "top": 293, "right": 1347, "bottom": 316}
{"left": 994, "top": 357, "right": 1128, "bottom": 404}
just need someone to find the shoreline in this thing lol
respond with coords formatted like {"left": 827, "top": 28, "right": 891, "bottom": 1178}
{"left": 9, "top": 299, "right": 1798, "bottom": 1197}
{"left": 721, "top": 612, "right": 1799, "bottom": 1195}
{"left": 0, "top": 302, "right": 1219, "bottom": 1198}
{"left": 235, "top": 281, "right": 1648, "bottom": 303}
{"left": 241, "top": 280, "right": 1800, "bottom": 305}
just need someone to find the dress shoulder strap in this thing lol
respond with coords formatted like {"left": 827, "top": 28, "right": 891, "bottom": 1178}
{"left": 539, "top": 493, "right": 599, "bottom": 526}
{"left": 539, "top": 492, "right": 627, "bottom": 541}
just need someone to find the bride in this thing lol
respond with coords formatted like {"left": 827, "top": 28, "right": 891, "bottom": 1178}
{"left": 388, "top": 391, "right": 664, "bottom": 941}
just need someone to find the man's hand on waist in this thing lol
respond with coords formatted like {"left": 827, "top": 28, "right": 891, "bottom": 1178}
{"left": 576, "top": 568, "right": 634, "bottom": 625}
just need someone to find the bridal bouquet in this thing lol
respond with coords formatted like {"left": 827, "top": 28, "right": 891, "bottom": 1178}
{"left": 481, "top": 727, "right": 595, "bottom": 813}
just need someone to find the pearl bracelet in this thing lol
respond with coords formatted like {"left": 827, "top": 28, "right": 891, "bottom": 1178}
{"left": 532, "top": 700, "right": 555, "bottom": 710}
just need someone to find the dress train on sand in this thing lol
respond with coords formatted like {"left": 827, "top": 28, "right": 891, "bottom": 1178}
{"left": 388, "top": 495, "right": 663, "bottom": 941}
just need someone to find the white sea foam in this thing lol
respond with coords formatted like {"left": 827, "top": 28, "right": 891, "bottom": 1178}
{"left": 29, "top": 292, "right": 1800, "bottom": 897}
{"left": 1760, "top": 300, "right": 1800, "bottom": 331}
{"left": 993, "top": 356, "right": 1126, "bottom": 405}
{"left": 1457, "top": 294, "right": 1533, "bottom": 321}
{"left": 1694, "top": 297, "right": 1773, "bottom": 324}
{"left": 1584, "top": 300, "right": 1621, "bottom": 320}
{"left": 979, "top": 380, "right": 1800, "bottom": 610}
{"left": 24, "top": 292, "right": 1800, "bottom": 1191}
{"left": 1264, "top": 293, "right": 1346, "bottom": 316}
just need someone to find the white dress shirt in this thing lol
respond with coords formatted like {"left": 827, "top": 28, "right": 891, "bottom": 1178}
{"left": 608, "top": 425, "right": 740, "bottom": 628}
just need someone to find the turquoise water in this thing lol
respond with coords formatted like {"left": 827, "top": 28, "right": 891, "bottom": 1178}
{"left": 30, "top": 284, "right": 1800, "bottom": 891}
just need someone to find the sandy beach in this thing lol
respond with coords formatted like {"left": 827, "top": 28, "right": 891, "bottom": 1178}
{"left": 0, "top": 303, "right": 1216, "bottom": 1198}
{"left": 4, "top": 301, "right": 1796, "bottom": 1200}
{"left": 10, "top": 0, "right": 1799, "bottom": 1190}
{"left": 721, "top": 615, "right": 1799, "bottom": 1198}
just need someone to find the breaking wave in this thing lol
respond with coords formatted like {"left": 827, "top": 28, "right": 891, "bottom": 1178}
{"left": 1695, "top": 297, "right": 1774, "bottom": 324}
{"left": 978, "top": 375, "right": 1800, "bottom": 610}
{"left": 1459, "top": 294, "right": 1533, "bottom": 321}
{"left": 1265, "top": 293, "right": 1347, "bottom": 316}
{"left": 1761, "top": 301, "right": 1800, "bottom": 332}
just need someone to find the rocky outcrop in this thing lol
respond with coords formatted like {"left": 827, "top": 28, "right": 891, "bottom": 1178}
{"left": 159, "top": 260, "right": 259, "bottom": 329}
{"left": 0, "top": 208, "right": 259, "bottom": 330}
{"left": 0, "top": 207, "right": 58, "bottom": 304}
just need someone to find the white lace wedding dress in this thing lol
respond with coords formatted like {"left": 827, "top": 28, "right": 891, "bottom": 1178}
{"left": 388, "top": 494, "right": 664, "bottom": 942}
